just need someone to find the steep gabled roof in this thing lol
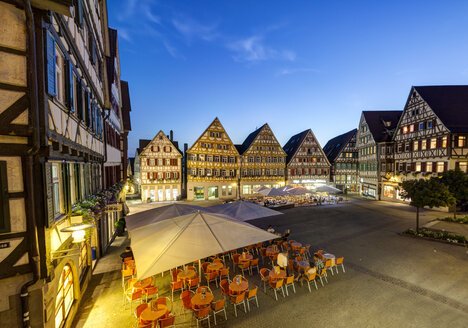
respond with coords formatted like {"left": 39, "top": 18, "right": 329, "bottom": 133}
{"left": 128, "top": 157, "right": 135, "bottom": 171}
{"left": 139, "top": 139, "right": 151, "bottom": 151}
{"left": 282, "top": 129, "right": 309, "bottom": 163}
{"left": 362, "top": 110, "right": 402, "bottom": 142}
{"left": 187, "top": 117, "right": 239, "bottom": 155}
{"left": 120, "top": 80, "right": 132, "bottom": 131}
{"left": 140, "top": 132, "right": 183, "bottom": 156}
{"left": 234, "top": 144, "right": 244, "bottom": 154}
{"left": 413, "top": 85, "right": 468, "bottom": 133}
{"left": 238, "top": 124, "right": 267, "bottom": 155}
{"left": 323, "top": 129, "right": 357, "bottom": 163}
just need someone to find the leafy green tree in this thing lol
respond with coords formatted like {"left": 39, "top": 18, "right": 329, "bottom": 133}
{"left": 440, "top": 168, "right": 468, "bottom": 219}
{"left": 401, "top": 178, "right": 455, "bottom": 232}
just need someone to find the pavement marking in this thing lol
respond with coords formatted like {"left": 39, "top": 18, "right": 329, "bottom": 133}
{"left": 346, "top": 262, "right": 468, "bottom": 315}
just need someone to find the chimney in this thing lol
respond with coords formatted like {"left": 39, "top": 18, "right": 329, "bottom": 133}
{"left": 184, "top": 143, "right": 188, "bottom": 152}
{"left": 170, "top": 130, "right": 173, "bottom": 141}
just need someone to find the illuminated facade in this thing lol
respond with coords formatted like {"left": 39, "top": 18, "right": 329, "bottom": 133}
{"left": 0, "top": 1, "right": 130, "bottom": 327}
{"left": 283, "top": 129, "right": 331, "bottom": 189}
{"left": 186, "top": 118, "right": 239, "bottom": 200}
{"left": 237, "top": 123, "right": 287, "bottom": 196}
{"left": 392, "top": 86, "right": 468, "bottom": 192}
{"left": 356, "top": 111, "right": 402, "bottom": 200}
{"left": 139, "top": 131, "right": 183, "bottom": 202}
{"left": 323, "top": 129, "right": 359, "bottom": 193}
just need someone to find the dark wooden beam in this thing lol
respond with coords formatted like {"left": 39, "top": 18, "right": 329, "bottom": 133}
{"left": 0, "top": 82, "right": 27, "bottom": 92}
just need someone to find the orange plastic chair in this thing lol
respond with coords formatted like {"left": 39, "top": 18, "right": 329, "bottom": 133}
{"left": 306, "top": 272, "right": 318, "bottom": 292}
{"left": 249, "top": 258, "right": 259, "bottom": 275}
{"left": 204, "top": 271, "right": 218, "bottom": 288}
{"left": 187, "top": 277, "right": 200, "bottom": 290}
{"left": 193, "top": 306, "right": 210, "bottom": 327}
{"left": 180, "top": 290, "right": 193, "bottom": 319}
{"left": 232, "top": 253, "right": 240, "bottom": 270}
{"left": 158, "top": 315, "right": 175, "bottom": 328}
{"left": 229, "top": 291, "right": 247, "bottom": 317}
{"left": 125, "top": 289, "right": 142, "bottom": 314}
{"left": 171, "top": 268, "right": 181, "bottom": 282}
{"left": 305, "top": 245, "right": 311, "bottom": 258}
{"left": 211, "top": 298, "right": 227, "bottom": 325}
{"left": 238, "top": 260, "right": 250, "bottom": 277}
{"left": 144, "top": 285, "right": 158, "bottom": 302}
{"left": 336, "top": 257, "right": 345, "bottom": 273}
{"left": 202, "top": 262, "right": 210, "bottom": 273}
{"left": 259, "top": 247, "right": 268, "bottom": 264}
{"left": 296, "top": 256, "right": 303, "bottom": 262}
{"left": 284, "top": 275, "right": 296, "bottom": 296}
{"left": 317, "top": 268, "right": 328, "bottom": 286}
{"left": 282, "top": 241, "right": 289, "bottom": 251}
{"left": 219, "top": 267, "right": 230, "bottom": 282}
{"left": 268, "top": 278, "right": 285, "bottom": 301}
{"left": 196, "top": 285, "right": 212, "bottom": 294}
{"left": 220, "top": 279, "right": 230, "bottom": 300}
{"left": 246, "top": 286, "right": 259, "bottom": 311}
{"left": 324, "top": 259, "right": 334, "bottom": 276}
{"left": 170, "top": 280, "right": 184, "bottom": 301}
{"left": 259, "top": 268, "right": 270, "bottom": 293}
{"left": 134, "top": 303, "right": 148, "bottom": 319}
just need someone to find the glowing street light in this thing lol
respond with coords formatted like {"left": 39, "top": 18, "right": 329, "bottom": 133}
{"left": 61, "top": 223, "right": 94, "bottom": 243}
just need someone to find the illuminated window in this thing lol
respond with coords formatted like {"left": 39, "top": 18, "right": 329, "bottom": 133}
{"left": 430, "top": 138, "right": 437, "bottom": 149}
{"left": 442, "top": 137, "right": 447, "bottom": 148}
{"left": 55, "top": 265, "right": 74, "bottom": 328}
{"left": 426, "top": 162, "right": 432, "bottom": 172}
{"left": 403, "top": 126, "right": 408, "bottom": 134}
{"left": 416, "top": 162, "right": 421, "bottom": 172}
{"left": 458, "top": 136, "right": 467, "bottom": 147}
{"left": 79, "top": 242, "right": 88, "bottom": 280}
{"left": 421, "top": 140, "right": 427, "bottom": 150}
{"left": 459, "top": 162, "right": 467, "bottom": 173}
{"left": 413, "top": 141, "right": 419, "bottom": 151}
{"left": 409, "top": 124, "right": 414, "bottom": 132}
{"left": 52, "top": 164, "right": 61, "bottom": 216}
{"left": 436, "top": 162, "right": 444, "bottom": 173}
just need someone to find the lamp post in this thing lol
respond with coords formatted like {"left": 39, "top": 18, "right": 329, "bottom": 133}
{"left": 61, "top": 223, "right": 95, "bottom": 243}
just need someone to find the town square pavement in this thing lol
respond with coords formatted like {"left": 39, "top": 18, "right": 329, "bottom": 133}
{"left": 73, "top": 199, "right": 468, "bottom": 328}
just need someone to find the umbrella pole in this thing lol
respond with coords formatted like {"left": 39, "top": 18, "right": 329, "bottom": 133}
{"left": 199, "top": 259, "right": 202, "bottom": 280}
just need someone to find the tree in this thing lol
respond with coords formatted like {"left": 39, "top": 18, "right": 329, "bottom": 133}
{"left": 401, "top": 178, "right": 455, "bottom": 232}
{"left": 440, "top": 168, "right": 468, "bottom": 219}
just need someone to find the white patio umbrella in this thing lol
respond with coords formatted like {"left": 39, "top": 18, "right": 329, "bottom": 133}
{"left": 130, "top": 211, "right": 278, "bottom": 280}
{"left": 207, "top": 200, "right": 283, "bottom": 221}
{"left": 286, "top": 186, "right": 311, "bottom": 195}
{"left": 125, "top": 203, "right": 207, "bottom": 231}
{"left": 253, "top": 185, "right": 269, "bottom": 193}
{"left": 315, "top": 185, "right": 342, "bottom": 193}
{"left": 281, "top": 185, "right": 295, "bottom": 191}
{"left": 258, "top": 187, "right": 287, "bottom": 197}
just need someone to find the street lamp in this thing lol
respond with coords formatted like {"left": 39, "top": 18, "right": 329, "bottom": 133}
{"left": 61, "top": 223, "right": 95, "bottom": 243}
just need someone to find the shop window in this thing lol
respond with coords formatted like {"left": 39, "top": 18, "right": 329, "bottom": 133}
{"left": 55, "top": 265, "right": 74, "bottom": 328}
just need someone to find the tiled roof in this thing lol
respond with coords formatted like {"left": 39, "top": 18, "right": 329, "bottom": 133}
{"left": 362, "top": 111, "right": 402, "bottom": 142}
{"left": 414, "top": 85, "right": 468, "bottom": 133}
{"left": 238, "top": 124, "right": 267, "bottom": 155}
{"left": 323, "top": 129, "right": 357, "bottom": 163}
{"left": 282, "top": 129, "right": 310, "bottom": 163}
{"left": 120, "top": 80, "right": 131, "bottom": 131}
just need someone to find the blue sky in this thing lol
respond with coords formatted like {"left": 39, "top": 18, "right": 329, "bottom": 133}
{"left": 108, "top": 0, "right": 468, "bottom": 156}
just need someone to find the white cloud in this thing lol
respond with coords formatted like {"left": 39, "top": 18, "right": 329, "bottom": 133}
{"left": 172, "top": 18, "right": 218, "bottom": 42}
{"left": 276, "top": 67, "right": 319, "bottom": 76}
{"left": 118, "top": 29, "right": 131, "bottom": 42}
{"left": 228, "top": 35, "right": 295, "bottom": 63}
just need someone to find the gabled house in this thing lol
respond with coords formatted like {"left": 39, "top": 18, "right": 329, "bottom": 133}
{"left": 356, "top": 110, "right": 402, "bottom": 200}
{"left": 283, "top": 129, "right": 331, "bottom": 189}
{"left": 237, "top": 124, "right": 287, "bottom": 196}
{"left": 323, "top": 129, "right": 359, "bottom": 193}
{"left": 186, "top": 118, "right": 239, "bottom": 200}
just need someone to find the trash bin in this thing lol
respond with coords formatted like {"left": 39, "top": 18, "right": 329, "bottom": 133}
{"left": 91, "top": 247, "right": 96, "bottom": 260}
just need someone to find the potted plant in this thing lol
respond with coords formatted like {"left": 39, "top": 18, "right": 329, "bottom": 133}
{"left": 115, "top": 218, "right": 126, "bottom": 236}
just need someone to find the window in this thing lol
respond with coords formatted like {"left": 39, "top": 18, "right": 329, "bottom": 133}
{"left": 55, "top": 47, "right": 65, "bottom": 104}
{"left": 222, "top": 186, "right": 226, "bottom": 196}
{"left": 52, "top": 164, "right": 61, "bottom": 216}
{"left": 243, "top": 185, "right": 251, "bottom": 195}
{"left": 419, "top": 122, "right": 424, "bottom": 130}
{"left": 397, "top": 144, "right": 403, "bottom": 153}
{"left": 413, "top": 141, "right": 419, "bottom": 151}
{"left": 79, "top": 242, "right": 89, "bottom": 280}
{"left": 430, "top": 138, "right": 437, "bottom": 149}
{"left": 421, "top": 140, "right": 427, "bottom": 150}
{"left": 458, "top": 136, "right": 467, "bottom": 147}
{"left": 402, "top": 126, "right": 408, "bottom": 134}
{"left": 206, "top": 169, "right": 212, "bottom": 176}
{"left": 442, "top": 137, "right": 447, "bottom": 148}
{"left": 166, "top": 172, "right": 171, "bottom": 179}
{"left": 381, "top": 163, "right": 386, "bottom": 172}
{"left": 46, "top": 31, "right": 56, "bottom": 96}
{"left": 416, "top": 162, "right": 421, "bottom": 172}
{"left": 405, "top": 143, "right": 410, "bottom": 152}
{"left": 228, "top": 186, "right": 233, "bottom": 195}
{"left": 459, "top": 162, "right": 467, "bottom": 173}
{"left": 436, "top": 162, "right": 444, "bottom": 173}
{"left": 55, "top": 265, "right": 74, "bottom": 328}
{"left": 427, "top": 121, "right": 433, "bottom": 129}
{"left": 426, "top": 162, "right": 432, "bottom": 172}
{"left": 409, "top": 124, "right": 414, "bottom": 132}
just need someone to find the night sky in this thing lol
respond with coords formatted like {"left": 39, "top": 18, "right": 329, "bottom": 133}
{"left": 107, "top": 0, "right": 468, "bottom": 156}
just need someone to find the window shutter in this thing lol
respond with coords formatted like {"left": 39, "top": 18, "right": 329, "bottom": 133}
{"left": 75, "top": 0, "right": 83, "bottom": 27}
{"left": 85, "top": 90, "right": 91, "bottom": 127}
{"left": 153, "top": 172, "right": 157, "bottom": 179}
{"left": 76, "top": 80, "right": 83, "bottom": 119}
{"left": 46, "top": 31, "right": 56, "bottom": 96}
{"left": 432, "top": 162, "right": 437, "bottom": 173}
{"left": 147, "top": 159, "right": 150, "bottom": 166}
{"left": 432, "top": 119, "right": 437, "bottom": 128}
{"left": 455, "top": 162, "right": 460, "bottom": 170}
{"left": 409, "top": 142, "right": 413, "bottom": 151}
{"left": 421, "top": 162, "right": 426, "bottom": 172}
{"left": 147, "top": 172, "right": 150, "bottom": 179}
{"left": 411, "top": 163, "right": 416, "bottom": 171}
{"left": 444, "top": 162, "right": 448, "bottom": 172}
{"left": 43, "top": 162, "right": 55, "bottom": 227}
{"left": 426, "top": 139, "right": 430, "bottom": 149}
{"left": 0, "top": 161, "right": 11, "bottom": 232}
{"left": 61, "top": 163, "right": 71, "bottom": 215}
{"left": 66, "top": 60, "right": 74, "bottom": 112}
{"left": 415, "top": 124, "right": 419, "bottom": 131}
{"left": 74, "top": 163, "right": 81, "bottom": 202}
{"left": 454, "top": 136, "right": 459, "bottom": 147}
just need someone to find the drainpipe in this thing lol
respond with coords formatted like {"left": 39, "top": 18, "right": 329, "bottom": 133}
{"left": 20, "top": 1, "right": 40, "bottom": 327}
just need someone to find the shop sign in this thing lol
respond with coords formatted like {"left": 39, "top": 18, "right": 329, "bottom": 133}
{"left": 105, "top": 203, "right": 122, "bottom": 212}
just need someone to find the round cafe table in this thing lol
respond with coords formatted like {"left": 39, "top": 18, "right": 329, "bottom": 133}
{"left": 133, "top": 279, "right": 152, "bottom": 290}
{"left": 207, "top": 262, "right": 223, "bottom": 272}
{"left": 269, "top": 269, "right": 286, "bottom": 281}
{"left": 266, "top": 246, "right": 280, "bottom": 256}
{"left": 177, "top": 269, "right": 196, "bottom": 281}
{"left": 140, "top": 304, "right": 167, "bottom": 322}
{"left": 322, "top": 253, "right": 336, "bottom": 265}
{"left": 229, "top": 280, "right": 249, "bottom": 294}
{"left": 191, "top": 292, "right": 214, "bottom": 308}
{"left": 290, "top": 242, "right": 302, "bottom": 251}
{"left": 238, "top": 254, "right": 253, "bottom": 262}
{"left": 296, "top": 260, "right": 310, "bottom": 271}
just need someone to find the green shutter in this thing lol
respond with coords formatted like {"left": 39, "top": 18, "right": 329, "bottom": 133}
{"left": 77, "top": 80, "right": 83, "bottom": 120}
{"left": 46, "top": 31, "right": 56, "bottom": 96}
{"left": 66, "top": 60, "right": 74, "bottom": 112}
{"left": 85, "top": 91, "right": 91, "bottom": 127}
{"left": 61, "top": 163, "right": 71, "bottom": 214}
{"left": 43, "top": 162, "right": 55, "bottom": 227}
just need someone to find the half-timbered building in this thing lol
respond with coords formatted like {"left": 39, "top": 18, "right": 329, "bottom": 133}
{"left": 139, "top": 131, "right": 183, "bottom": 202}
{"left": 393, "top": 86, "right": 468, "bottom": 185}
{"left": 356, "top": 111, "right": 402, "bottom": 200}
{"left": 283, "top": 129, "right": 331, "bottom": 189}
{"left": 0, "top": 1, "right": 131, "bottom": 327}
{"left": 237, "top": 124, "right": 287, "bottom": 196}
{"left": 186, "top": 118, "right": 240, "bottom": 200}
{"left": 323, "top": 129, "right": 359, "bottom": 193}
